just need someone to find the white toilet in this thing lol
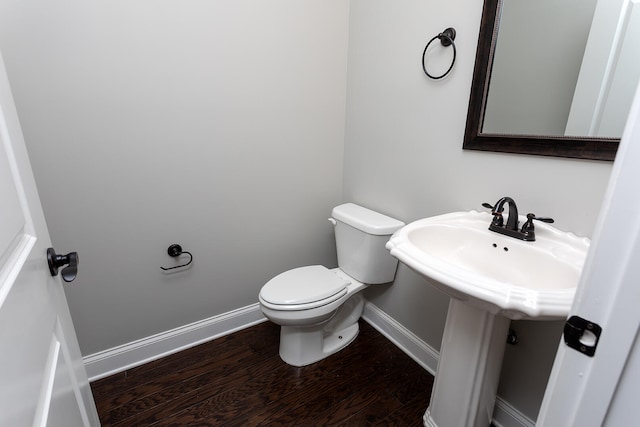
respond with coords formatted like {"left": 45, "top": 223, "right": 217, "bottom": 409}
{"left": 258, "top": 203, "right": 405, "bottom": 366}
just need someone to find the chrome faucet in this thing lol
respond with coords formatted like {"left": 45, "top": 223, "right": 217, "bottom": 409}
{"left": 483, "top": 197, "right": 554, "bottom": 241}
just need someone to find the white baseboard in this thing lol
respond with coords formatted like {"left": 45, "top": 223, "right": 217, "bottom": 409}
{"left": 83, "top": 303, "right": 266, "bottom": 382}
{"left": 362, "top": 301, "right": 440, "bottom": 375}
{"left": 84, "top": 300, "right": 535, "bottom": 427}
{"left": 492, "top": 399, "right": 536, "bottom": 427}
{"left": 362, "top": 302, "right": 535, "bottom": 427}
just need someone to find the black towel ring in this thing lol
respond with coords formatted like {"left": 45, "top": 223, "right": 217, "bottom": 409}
{"left": 422, "top": 27, "right": 457, "bottom": 80}
{"left": 160, "top": 244, "right": 193, "bottom": 271}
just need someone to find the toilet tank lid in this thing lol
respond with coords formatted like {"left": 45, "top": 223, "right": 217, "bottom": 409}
{"left": 332, "top": 203, "right": 405, "bottom": 235}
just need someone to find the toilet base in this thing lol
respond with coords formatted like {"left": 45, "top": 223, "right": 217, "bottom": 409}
{"left": 279, "top": 322, "right": 360, "bottom": 367}
{"left": 278, "top": 293, "right": 364, "bottom": 366}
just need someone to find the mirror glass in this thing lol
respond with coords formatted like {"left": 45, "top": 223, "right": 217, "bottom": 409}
{"left": 464, "top": 0, "right": 640, "bottom": 160}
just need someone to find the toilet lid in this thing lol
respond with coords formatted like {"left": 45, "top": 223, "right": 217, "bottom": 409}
{"left": 260, "top": 265, "right": 350, "bottom": 306}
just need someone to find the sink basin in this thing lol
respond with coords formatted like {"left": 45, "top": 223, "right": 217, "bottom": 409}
{"left": 386, "top": 210, "right": 590, "bottom": 320}
{"left": 386, "top": 209, "right": 591, "bottom": 426}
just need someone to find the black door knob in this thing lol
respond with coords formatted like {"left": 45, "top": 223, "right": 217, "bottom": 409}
{"left": 47, "top": 247, "right": 79, "bottom": 282}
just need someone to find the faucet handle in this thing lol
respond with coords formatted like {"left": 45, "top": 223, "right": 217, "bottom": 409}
{"left": 483, "top": 202, "right": 504, "bottom": 226}
{"left": 522, "top": 213, "right": 554, "bottom": 233}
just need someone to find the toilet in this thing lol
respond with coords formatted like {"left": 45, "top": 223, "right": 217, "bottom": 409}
{"left": 258, "top": 203, "right": 405, "bottom": 366}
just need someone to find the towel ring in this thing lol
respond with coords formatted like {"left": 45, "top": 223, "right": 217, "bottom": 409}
{"left": 422, "top": 27, "right": 457, "bottom": 80}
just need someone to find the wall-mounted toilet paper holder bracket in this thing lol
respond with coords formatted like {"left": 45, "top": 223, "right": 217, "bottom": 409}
{"left": 160, "top": 244, "right": 193, "bottom": 271}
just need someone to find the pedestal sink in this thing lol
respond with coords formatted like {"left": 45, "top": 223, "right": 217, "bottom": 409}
{"left": 385, "top": 210, "right": 590, "bottom": 427}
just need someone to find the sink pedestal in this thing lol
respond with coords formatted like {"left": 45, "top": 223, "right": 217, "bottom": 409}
{"left": 385, "top": 210, "right": 590, "bottom": 426}
{"left": 424, "top": 299, "right": 510, "bottom": 427}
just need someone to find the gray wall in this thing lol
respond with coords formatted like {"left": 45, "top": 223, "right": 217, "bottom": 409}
{"left": 344, "top": 0, "right": 613, "bottom": 421}
{"left": 0, "top": 0, "right": 349, "bottom": 355}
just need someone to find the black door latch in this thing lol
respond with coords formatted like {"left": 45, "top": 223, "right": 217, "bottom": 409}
{"left": 563, "top": 315, "right": 602, "bottom": 357}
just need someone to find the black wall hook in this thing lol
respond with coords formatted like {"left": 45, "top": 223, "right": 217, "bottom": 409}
{"left": 161, "top": 244, "right": 193, "bottom": 271}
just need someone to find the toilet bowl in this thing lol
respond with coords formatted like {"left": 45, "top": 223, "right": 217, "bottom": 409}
{"left": 258, "top": 203, "right": 404, "bottom": 366}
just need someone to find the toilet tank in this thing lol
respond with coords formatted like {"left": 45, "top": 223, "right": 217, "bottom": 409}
{"left": 331, "top": 203, "right": 405, "bottom": 284}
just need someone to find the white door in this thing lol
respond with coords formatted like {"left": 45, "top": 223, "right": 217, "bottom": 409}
{"left": 536, "top": 83, "right": 640, "bottom": 422}
{"left": 0, "top": 50, "right": 99, "bottom": 426}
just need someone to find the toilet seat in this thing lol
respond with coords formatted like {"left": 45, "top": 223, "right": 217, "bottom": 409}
{"left": 259, "top": 265, "right": 350, "bottom": 310}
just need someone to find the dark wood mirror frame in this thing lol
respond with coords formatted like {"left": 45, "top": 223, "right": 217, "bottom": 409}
{"left": 463, "top": 0, "right": 618, "bottom": 161}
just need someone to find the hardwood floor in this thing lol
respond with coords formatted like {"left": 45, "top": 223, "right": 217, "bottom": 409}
{"left": 91, "top": 320, "right": 434, "bottom": 426}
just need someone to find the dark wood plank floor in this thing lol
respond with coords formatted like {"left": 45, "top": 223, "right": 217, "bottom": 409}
{"left": 91, "top": 320, "right": 434, "bottom": 426}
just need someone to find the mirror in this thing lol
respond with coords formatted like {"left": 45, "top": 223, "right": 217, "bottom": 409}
{"left": 463, "top": 0, "right": 640, "bottom": 161}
